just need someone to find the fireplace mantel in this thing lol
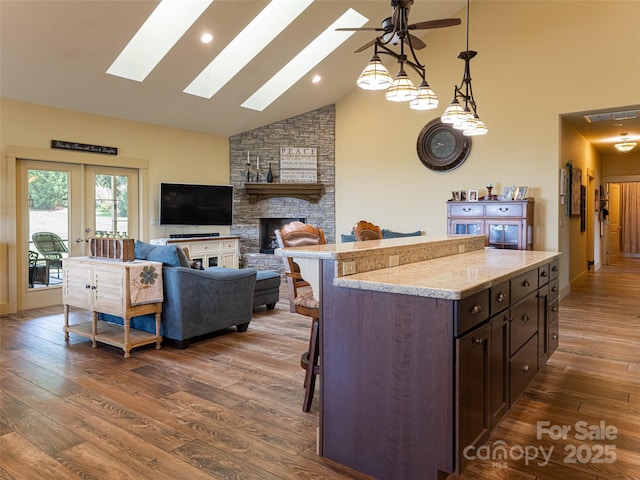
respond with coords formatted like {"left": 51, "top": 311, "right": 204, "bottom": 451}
{"left": 244, "top": 183, "right": 323, "bottom": 203}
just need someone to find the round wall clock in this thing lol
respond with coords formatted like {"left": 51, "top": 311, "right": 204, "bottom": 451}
{"left": 417, "top": 119, "right": 472, "bottom": 171}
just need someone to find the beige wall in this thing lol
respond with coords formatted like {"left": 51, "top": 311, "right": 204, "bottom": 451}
{"left": 335, "top": 0, "right": 640, "bottom": 291}
{"left": 1, "top": 99, "right": 229, "bottom": 313}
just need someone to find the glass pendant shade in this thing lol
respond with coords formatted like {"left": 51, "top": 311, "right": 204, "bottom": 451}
{"left": 614, "top": 141, "right": 637, "bottom": 153}
{"left": 409, "top": 80, "right": 439, "bottom": 110}
{"left": 357, "top": 54, "right": 393, "bottom": 91}
{"left": 464, "top": 117, "right": 488, "bottom": 136}
{"left": 453, "top": 107, "right": 475, "bottom": 130}
{"left": 441, "top": 98, "right": 467, "bottom": 123}
{"left": 386, "top": 68, "right": 418, "bottom": 102}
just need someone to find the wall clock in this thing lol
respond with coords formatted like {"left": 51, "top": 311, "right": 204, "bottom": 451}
{"left": 417, "top": 119, "right": 472, "bottom": 171}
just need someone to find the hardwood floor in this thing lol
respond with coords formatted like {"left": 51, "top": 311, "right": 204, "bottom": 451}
{"left": 1, "top": 258, "right": 639, "bottom": 479}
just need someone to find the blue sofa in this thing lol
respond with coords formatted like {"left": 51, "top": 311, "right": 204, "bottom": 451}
{"left": 101, "top": 241, "right": 257, "bottom": 349}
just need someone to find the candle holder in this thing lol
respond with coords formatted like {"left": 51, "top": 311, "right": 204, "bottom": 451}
{"left": 255, "top": 167, "right": 262, "bottom": 183}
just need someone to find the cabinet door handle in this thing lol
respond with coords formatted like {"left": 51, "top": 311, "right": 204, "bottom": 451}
{"left": 473, "top": 337, "right": 485, "bottom": 344}
{"left": 505, "top": 315, "right": 513, "bottom": 323}
{"left": 499, "top": 207, "right": 509, "bottom": 212}
{"left": 521, "top": 313, "right": 530, "bottom": 322}
{"left": 551, "top": 306, "right": 558, "bottom": 313}
{"left": 522, "top": 279, "right": 530, "bottom": 287}
{"left": 551, "top": 286, "right": 558, "bottom": 292}
{"left": 521, "top": 364, "right": 530, "bottom": 373}
{"left": 91, "top": 285, "right": 97, "bottom": 290}
{"left": 462, "top": 207, "right": 472, "bottom": 212}
{"left": 471, "top": 304, "right": 482, "bottom": 314}
{"left": 552, "top": 266, "right": 558, "bottom": 272}
{"left": 496, "top": 292, "right": 505, "bottom": 302}
{"left": 85, "top": 284, "right": 91, "bottom": 289}
{"left": 540, "top": 270, "right": 547, "bottom": 277}
{"left": 551, "top": 333, "right": 558, "bottom": 340}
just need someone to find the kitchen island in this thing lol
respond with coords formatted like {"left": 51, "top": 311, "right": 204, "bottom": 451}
{"left": 278, "top": 235, "right": 560, "bottom": 480}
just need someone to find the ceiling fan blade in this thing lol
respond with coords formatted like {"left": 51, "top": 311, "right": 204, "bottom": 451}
{"left": 405, "top": 34, "right": 426, "bottom": 50}
{"left": 408, "top": 18, "right": 461, "bottom": 30}
{"left": 354, "top": 39, "right": 377, "bottom": 53}
{"left": 336, "top": 27, "right": 383, "bottom": 32}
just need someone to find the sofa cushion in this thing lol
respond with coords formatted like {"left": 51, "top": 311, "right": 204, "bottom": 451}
{"left": 341, "top": 233, "right": 356, "bottom": 243}
{"left": 382, "top": 229, "right": 423, "bottom": 239}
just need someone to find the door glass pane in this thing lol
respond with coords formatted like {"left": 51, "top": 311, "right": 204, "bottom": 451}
{"left": 27, "top": 168, "right": 69, "bottom": 288}
{"left": 95, "top": 174, "right": 129, "bottom": 237}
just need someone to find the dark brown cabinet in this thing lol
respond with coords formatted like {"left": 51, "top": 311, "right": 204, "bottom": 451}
{"left": 457, "top": 321, "right": 491, "bottom": 471}
{"left": 456, "top": 260, "right": 558, "bottom": 471}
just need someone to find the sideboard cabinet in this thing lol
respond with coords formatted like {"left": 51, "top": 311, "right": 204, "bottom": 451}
{"left": 447, "top": 199, "right": 534, "bottom": 250}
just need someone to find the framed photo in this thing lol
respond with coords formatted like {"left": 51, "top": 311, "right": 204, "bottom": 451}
{"left": 513, "top": 186, "right": 528, "bottom": 200}
{"left": 452, "top": 191, "right": 461, "bottom": 201}
{"left": 500, "top": 186, "right": 515, "bottom": 201}
{"left": 460, "top": 190, "right": 467, "bottom": 201}
{"left": 571, "top": 167, "right": 582, "bottom": 216}
{"left": 468, "top": 189, "right": 479, "bottom": 202}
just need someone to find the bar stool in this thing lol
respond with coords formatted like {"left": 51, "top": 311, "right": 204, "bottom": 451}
{"left": 275, "top": 221, "right": 325, "bottom": 412}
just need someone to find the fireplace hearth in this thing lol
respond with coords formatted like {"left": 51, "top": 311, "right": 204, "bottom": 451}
{"left": 260, "top": 218, "right": 306, "bottom": 253}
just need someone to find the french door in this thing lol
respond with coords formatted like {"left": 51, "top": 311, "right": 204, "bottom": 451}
{"left": 18, "top": 160, "right": 139, "bottom": 310}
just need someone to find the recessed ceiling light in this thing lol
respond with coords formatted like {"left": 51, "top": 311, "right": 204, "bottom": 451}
{"left": 201, "top": 33, "right": 213, "bottom": 44}
{"left": 242, "top": 8, "right": 368, "bottom": 111}
{"left": 184, "top": 0, "right": 314, "bottom": 99}
{"left": 107, "top": 0, "right": 214, "bottom": 82}
{"left": 312, "top": 75, "right": 322, "bottom": 84}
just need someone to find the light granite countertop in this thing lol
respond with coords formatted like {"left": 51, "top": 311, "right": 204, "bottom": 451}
{"left": 333, "top": 248, "right": 560, "bottom": 300}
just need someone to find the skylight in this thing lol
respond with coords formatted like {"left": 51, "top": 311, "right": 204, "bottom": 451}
{"left": 241, "top": 8, "right": 368, "bottom": 112}
{"left": 106, "top": 0, "right": 214, "bottom": 82}
{"left": 183, "top": 0, "right": 314, "bottom": 99}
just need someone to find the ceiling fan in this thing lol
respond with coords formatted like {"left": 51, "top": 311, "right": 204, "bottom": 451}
{"left": 337, "top": 0, "right": 461, "bottom": 54}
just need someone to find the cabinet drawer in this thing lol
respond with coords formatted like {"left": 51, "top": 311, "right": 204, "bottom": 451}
{"left": 511, "top": 269, "right": 538, "bottom": 303}
{"left": 189, "top": 241, "right": 222, "bottom": 254}
{"left": 455, "top": 290, "right": 490, "bottom": 337}
{"left": 548, "top": 298, "right": 559, "bottom": 323}
{"left": 509, "top": 292, "right": 538, "bottom": 354}
{"left": 548, "top": 319, "right": 559, "bottom": 355}
{"left": 490, "top": 281, "right": 510, "bottom": 315}
{"left": 485, "top": 203, "right": 523, "bottom": 217}
{"left": 222, "top": 240, "right": 237, "bottom": 250}
{"left": 538, "top": 264, "right": 550, "bottom": 287}
{"left": 449, "top": 203, "right": 483, "bottom": 217}
{"left": 549, "top": 258, "right": 559, "bottom": 280}
{"left": 549, "top": 279, "right": 559, "bottom": 301}
{"left": 510, "top": 333, "right": 538, "bottom": 404}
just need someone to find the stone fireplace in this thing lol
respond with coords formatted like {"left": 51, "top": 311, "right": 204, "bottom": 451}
{"left": 228, "top": 105, "right": 335, "bottom": 270}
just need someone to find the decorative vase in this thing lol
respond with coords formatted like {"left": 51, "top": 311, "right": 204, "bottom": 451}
{"left": 266, "top": 163, "right": 274, "bottom": 183}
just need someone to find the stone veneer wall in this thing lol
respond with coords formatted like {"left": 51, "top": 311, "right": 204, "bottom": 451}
{"left": 229, "top": 105, "right": 335, "bottom": 268}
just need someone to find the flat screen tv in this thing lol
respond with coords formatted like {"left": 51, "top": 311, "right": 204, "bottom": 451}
{"left": 159, "top": 183, "right": 233, "bottom": 226}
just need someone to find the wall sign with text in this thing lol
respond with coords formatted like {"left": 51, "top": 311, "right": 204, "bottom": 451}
{"left": 280, "top": 147, "right": 317, "bottom": 183}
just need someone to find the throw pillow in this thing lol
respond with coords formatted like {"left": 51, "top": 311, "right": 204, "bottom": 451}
{"left": 134, "top": 240, "right": 155, "bottom": 260}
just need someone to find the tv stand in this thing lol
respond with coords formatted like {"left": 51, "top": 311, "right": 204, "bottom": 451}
{"left": 152, "top": 236, "right": 239, "bottom": 269}
{"left": 169, "top": 232, "right": 220, "bottom": 238}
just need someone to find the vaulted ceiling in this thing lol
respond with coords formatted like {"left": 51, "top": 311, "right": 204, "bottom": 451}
{"left": 1, "top": 0, "right": 638, "bottom": 156}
